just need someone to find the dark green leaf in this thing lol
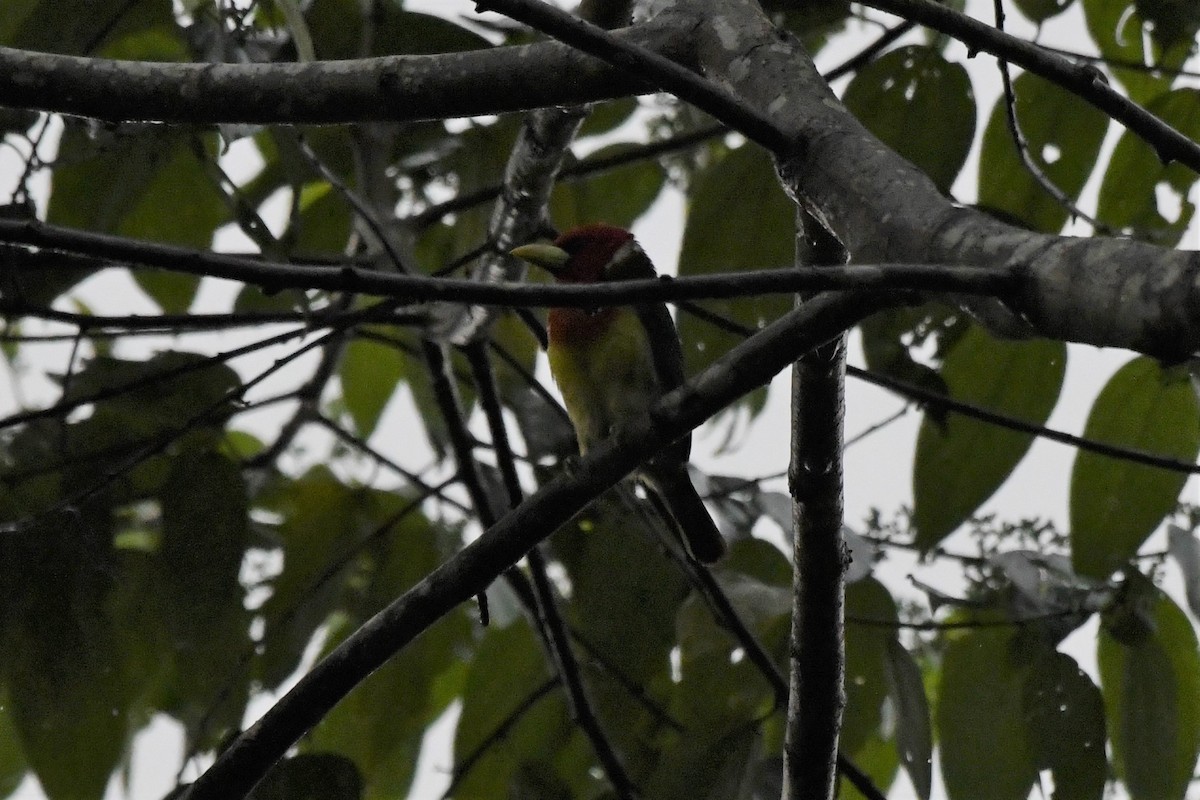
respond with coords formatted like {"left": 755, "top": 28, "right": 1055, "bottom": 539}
{"left": 842, "top": 45, "right": 975, "bottom": 193}
{"left": 1022, "top": 650, "right": 1106, "bottom": 800}
{"left": 65, "top": 350, "right": 242, "bottom": 440}
{"left": 0, "top": 688, "right": 27, "bottom": 797}
{"left": 1070, "top": 357, "right": 1200, "bottom": 578}
{"left": 839, "top": 729, "right": 899, "bottom": 800}
{"left": 859, "top": 304, "right": 962, "bottom": 403}
{"left": 3, "top": 528, "right": 135, "bottom": 800}
{"left": 978, "top": 71, "right": 1109, "bottom": 233}
{"left": 310, "top": 500, "right": 470, "bottom": 799}
{"left": 937, "top": 623, "right": 1038, "bottom": 800}
{"left": 289, "top": 182, "right": 353, "bottom": 256}
{"left": 842, "top": 579, "right": 897, "bottom": 756}
{"left": 158, "top": 451, "right": 251, "bottom": 739}
{"left": 1097, "top": 89, "right": 1200, "bottom": 246}
{"left": 1099, "top": 589, "right": 1200, "bottom": 800}
{"left": 453, "top": 622, "right": 580, "bottom": 798}
{"left": 913, "top": 326, "right": 1065, "bottom": 551}
{"left": 677, "top": 145, "right": 795, "bottom": 420}
{"left": 251, "top": 753, "right": 363, "bottom": 800}
{"left": 550, "top": 144, "right": 666, "bottom": 232}
{"left": 256, "top": 468, "right": 388, "bottom": 687}
{"left": 578, "top": 98, "right": 640, "bottom": 138}
{"left": 340, "top": 335, "right": 406, "bottom": 437}
{"left": 554, "top": 494, "right": 690, "bottom": 680}
{"left": 885, "top": 637, "right": 933, "bottom": 800}
{"left": 0, "top": 0, "right": 173, "bottom": 54}
{"left": 1014, "top": 0, "right": 1075, "bottom": 23}
{"left": 641, "top": 726, "right": 761, "bottom": 800}
{"left": 1134, "top": 0, "right": 1200, "bottom": 51}
{"left": 1082, "top": 0, "right": 1190, "bottom": 103}
{"left": 44, "top": 128, "right": 226, "bottom": 305}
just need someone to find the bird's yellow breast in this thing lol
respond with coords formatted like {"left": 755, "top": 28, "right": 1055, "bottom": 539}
{"left": 548, "top": 307, "right": 661, "bottom": 452}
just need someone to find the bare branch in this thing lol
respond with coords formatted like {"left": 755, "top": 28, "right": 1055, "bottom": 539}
{"left": 182, "top": 290, "right": 888, "bottom": 800}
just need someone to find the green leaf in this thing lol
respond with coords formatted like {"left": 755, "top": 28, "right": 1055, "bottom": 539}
{"left": 977, "top": 71, "right": 1109, "bottom": 233}
{"left": 1022, "top": 650, "right": 1106, "bottom": 800}
{"left": 859, "top": 304, "right": 962, "bottom": 403}
{"left": 1013, "top": 0, "right": 1075, "bottom": 23}
{"left": 885, "top": 637, "right": 933, "bottom": 800}
{"left": 1135, "top": 0, "right": 1200, "bottom": 52}
{"left": 839, "top": 729, "right": 899, "bottom": 800}
{"left": 3, "top": 529, "right": 135, "bottom": 800}
{"left": 554, "top": 494, "right": 691, "bottom": 684}
{"left": 842, "top": 45, "right": 975, "bottom": 194}
{"left": 44, "top": 128, "right": 226, "bottom": 305}
{"left": 453, "top": 622, "right": 578, "bottom": 798}
{"left": 283, "top": 182, "right": 353, "bottom": 257}
{"left": 913, "top": 326, "right": 1065, "bottom": 551}
{"left": 1082, "top": 0, "right": 1190, "bottom": 103}
{"left": 550, "top": 144, "right": 666, "bottom": 232}
{"left": 0, "top": 688, "right": 28, "bottom": 797}
{"left": 842, "top": 579, "right": 897, "bottom": 756}
{"left": 641, "top": 726, "right": 762, "bottom": 800}
{"left": 65, "top": 351, "right": 242, "bottom": 439}
{"left": 251, "top": 753, "right": 363, "bottom": 800}
{"left": 1097, "top": 89, "right": 1200, "bottom": 246}
{"left": 0, "top": 0, "right": 173, "bottom": 54}
{"left": 310, "top": 500, "right": 470, "bottom": 800}
{"left": 158, "top": 451, "right": 251, "bottom": 740}
{"left": 1099, "top": 589, "right": 1200, "bottom": 800}
{"left": 256, "top": 468, "right": 390, "bottom": 687}
{"left": 1070, "top": 357, "right": 1200, "bottom": 578}
{"left": 677, "top": 145, "right": 795, "bottom": 420}
{"left": 937, "top": 623, "right": 1039, "bottom": 800}
{"left": 577, "top": 98, "right": 640, "bottom": 138}
{"left": 340, "top": 335, "right": 406, "bottom": 437}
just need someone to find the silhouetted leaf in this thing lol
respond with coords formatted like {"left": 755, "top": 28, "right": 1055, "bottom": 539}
{"left": 1099, "top": 588, "right": 1200, "bottom": 800}
{"left": 937, "top": 622, "right": 1038, "bottom": 800}
{"left": 978, "top": 72, "right": 1108, "bottom": 233}
{"left": 1098, "top": 89, "right": 1200, "bottom": 246}
{"left": 1022, "top": 650, "right": 1106, "bottom": 800}
{"left": 843, "top": 45, "right": 975, "bottom": 193}
{"left": 913, "top": 326, "right": 1065, "bottom": 551}
{"left": 677, "top": 145, "right": 795, "bottom": 421}
{"left": 1070, "top": 357, "right": 1200, "bottom": 578}
{"left": 550, "top": 144, "right": 665, "bottom": 232}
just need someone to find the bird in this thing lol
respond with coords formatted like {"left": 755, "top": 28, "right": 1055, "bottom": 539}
{"left": 511, "top": 223, "right": 727, "bottom": 563}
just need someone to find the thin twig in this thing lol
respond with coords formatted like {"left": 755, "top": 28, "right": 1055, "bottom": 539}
{"left": 465, "top": 341, "right": 639, "bottom": 798}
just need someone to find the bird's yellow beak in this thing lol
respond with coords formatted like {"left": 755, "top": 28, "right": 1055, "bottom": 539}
{"left": 510, "top": 242, "right": 570, "bottom": 274}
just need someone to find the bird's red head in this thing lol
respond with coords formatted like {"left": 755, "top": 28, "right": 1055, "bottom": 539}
{"left": 548, "top": 224, "right": 637, "bottom": 283}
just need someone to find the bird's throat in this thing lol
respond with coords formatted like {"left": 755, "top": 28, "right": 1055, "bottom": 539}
{"left": 547, "top": 306, "right": 620, "bottom": 346}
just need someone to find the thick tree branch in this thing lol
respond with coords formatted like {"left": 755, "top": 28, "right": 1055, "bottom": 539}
{"left": 783, "top": 216, "right": 849, "bottom": 800}
{"left": 859, "top": 0, "right": 1200, "bottom": 171}
{"left": 677, "top": 0, "right": 1200, "bottom": 358}
{"left": 181, "top": 290, "right": 888, "bottom": 800}
{"left": 0, "top": 25, "right": 685, "bottom": 124}
{"left": 0, "top": 219, "right": 1014, "bottom": 304}
{"left": 429, "top": 105, "right": 587, "bottom": 343}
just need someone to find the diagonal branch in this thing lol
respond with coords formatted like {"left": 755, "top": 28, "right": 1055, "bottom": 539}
{"left": 181, "top": 289, "right": 889, "bottom": 800}
{"left": 466, "top": 342, "right": 639, "bottom": 798}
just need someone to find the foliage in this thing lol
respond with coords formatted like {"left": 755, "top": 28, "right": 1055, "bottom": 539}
{"left": 1, "top": 0, "right": 1199, "bottom": 799}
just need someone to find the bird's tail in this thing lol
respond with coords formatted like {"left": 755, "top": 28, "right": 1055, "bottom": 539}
{"left": 642, "top": 463, "right": 727, "bottom": 563}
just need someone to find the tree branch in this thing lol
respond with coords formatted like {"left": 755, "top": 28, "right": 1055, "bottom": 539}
{"left": 0, "top": 24, "right": 686, "bottom": 124}
{"left": 858, "top": 0, "right": 1200, "bottom": 172}
{"left": 783, "top": 217, "right": 849, "bottom": 800}
{"left": 181, "top": 289, "right": 888, "bottom": 800}
{"left": 0, "top": 218, "right": 1015, "bottom": 304}
{"left": 465, "top": 342, "right": 639, "bottom": 798}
